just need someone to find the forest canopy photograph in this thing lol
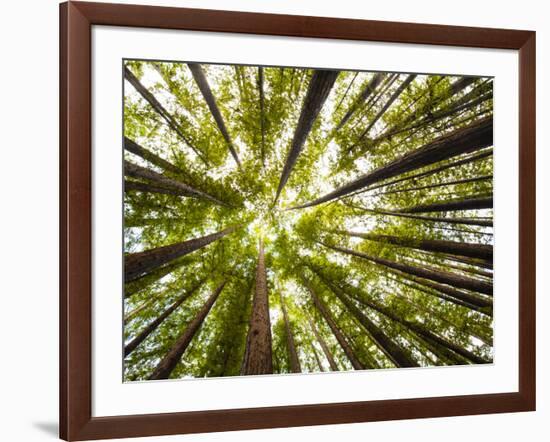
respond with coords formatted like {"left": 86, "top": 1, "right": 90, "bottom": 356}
{"left": 123, "top": 59, "right": 493, "bottom": 382}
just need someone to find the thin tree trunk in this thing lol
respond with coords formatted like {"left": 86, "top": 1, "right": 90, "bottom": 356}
{"left": 124, "top": 66, "right": 208, "bottom": 165}
{"left": 398, "top": 195, "right": 493, "bottom": 213}
{"left": 290, "top": 117, "right": 493, "bottom": 209}
{"left": 335, "top": 73, "right": 385, "bottom": 131}
{"left": 357, "top": 148, "right": 493, "bottom": 196}
{"left": 349, "top": 207, "right": 493, "bottom": 228}
{"left": 373, "top": 77, "right": 479, "bottom": 144}
{"left": 386, "top": 270, "right": 491, "bottom": 313}
{"left": 280, "top": 293, "right": 301, "bottom": 373}
{"left": 125, "top": 180, "right": 190, "bottom": 198}
{"left": 148, "top": 280, "right": 226, "bottom": 379}
{"left": 332, "top": 279, "right": 490, "bottom": 364}
{"left": 125, "top": 225, "right": 240, "bottom": 282}
{"left": 124, "top": 259, "right": 188, "bottom": 298}
{"left": 333, "top": 71, "right": 359, "bottom": 115}
{"left": 380, "top": 174, "right": 493, "bottom": 196}
{"left": 258, "top": 67, "right": 266, "bottom": 167}
{"left": 125, "top": 160, "right": 230, "bottom": 207}
{"left": 306, "top": 313, "right": 338, "bottom": 371}
{"left": 388, "top": 266, "right": 493, "bottom": 307}
{"left": 317, "top": 273, "right": 419, "bottom": 368}
{"left": 241, "top": 240, "right": 273, "bottom": 375}
{"left": 335, "top": 231, "right": 492, "bottom": 261}
{"left": 310, "top": 341, "right": 326, "bottom": 372}
{"left": 188, "top": 63, "right": 242, "bottom": 167}
{"left": 357, "top": 74, "right": 417, "bottom": 141}
{"left": 124, "top": 294, "right": 161, "bottom": 323}
{"left": 304, "top": 280, "right": 365, "bottom": 370}
{"left": 124, "top": 137, "right": 187, "bottom": 177}
{"left": 124, "top": 278, "right": 205, "bottom": 357}
{"left": 322, "top": 243, "right": 493, "bottom": 296}
{"left": 274, "top": 70, "right": 340, "bottom": 203}
{"left": 444, "top": 254, "right": 493, "bottom": 270}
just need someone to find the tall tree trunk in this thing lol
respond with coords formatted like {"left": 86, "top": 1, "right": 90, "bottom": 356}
{"left": 333, "top": 72, "right": 359, "bottom": 115}
{"left": 187, "top": 63, "right": 242, "bottom": 167}
{"left": 124, "top": 278, "right": 205, "bottom": 356}
{"left": 124, "top": 293, "right": 162, "bottom": 323}
{"left": 125, "top": 180, "right": 190, "bottom": 199}
{"left": 327, "top": 277, "right": 490, "bottom": 364}
{"left": 380, "top": 174, "right": 493, "bottom": 196}
{"left": 148, "top": 280, "right": 226, "bottom": 380}
{"left": 125, "top": 225, "right": 240, "bottom": 282}
{"left": 316, "top": 272, "right": 419, "bottom": 368}
{"left": 444, "top": 254, "right": 493, "bottom": 270}
{"left": 310, "top": 341, "right": 326, "bottom": 372}
{"left": 349, "top": 207, "right": 493, "bottom": 228}
{"left": 274, "top": 70, "right": 340, "bottom": 203}
{"left": 258, "top": 67, "right": 266, "bottom": 167}
{"left": 124, "top": 137, "right": 187, "bottom": 177}
{"left": 304, "top": 280, "right": 366, "bottom": 370}
{"left": 241, "top": 240, "right": 273, "bottom": 375}
{"left": 280, "top": 293, "right": 301, "bottom": 373}
{"left": 362, "top": 148, "right": 493, "bottom": 195}
{"left": 398, "top": 195, "right": 493, "bottom": 213}
{"left": 306, "top": 313, "right": 338, "bottom": 371}
{"left": 124, "top": 259, "right": 189, "bottom": 298}
{"left": 124, "top": 66, "right": 208, "bottom": 165}
{"left": 373, "top": 77, "right": 478, "bottom": 144}
{"left": 388, "top": 267, "right": 493, "bottom": 309}
{"left": 125, "top": 160, "right": 230, "bottom": 207}
{"left": 291, "top": 117, "right": 493, "bottom": 209}
{"left": 357, "top": 74, "right": 417, "bottom": 141}
{"left": 335, "top": 73, "right": 385, "bottom": 131}
{"left": 322, "top": 243, "right": 493, "bottom": 296}
{"left": 335, "top": 231, "right": 492, "bottom": 261}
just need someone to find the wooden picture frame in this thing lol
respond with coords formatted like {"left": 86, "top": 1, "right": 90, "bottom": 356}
{"left": 60, "top": 1, "right": 536, "bottom": 440}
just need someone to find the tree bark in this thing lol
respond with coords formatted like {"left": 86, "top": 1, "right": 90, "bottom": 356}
{"left": 258, "top": 67, "right": 266, "bottom": 167}
{"left": 362, "top": 148, "right": 493, "bottom": 194}
{"left": 188, "top": 63, "right": 242, "bottom": 167}
{"left": 335, "top": 73, "right": 385, "bottom": 131}
{"left": 323, "top": 243, "right": 493, "bottom": 296}
{"left": 306, "top": 313, "right": 338, "bottom": 371}
{"left": 444, "top": 254, "right": 493, "bottom": 270}
{"left": 241, "top": 240, "right": 273, "bottom": 375}
{"left": 304, "top": 280, "right": 366, "bottom": 370}
{"left": 274, "top": 70, "right": 340, "bottom": 203}
{"left": 148, "top": 280, "right": 226, "bottom": 379}
{"left": 336, "top": 231, "right": 492, "bottom": 261}
{"left": 124, "top": 259, "right": 188, "bottom": 298}
{"left": 124, "top": 137, "right": 187, "bottom": 177}
{"left": 291, "top": 117, "right": 493, "bottom": 209}
{"left": 125, "top": 160, "right": 230, "bottom": 207}
{"left": 310, "top": 341, "right": 326, "bottom": 372}
{"left": 124, "top": 66, "right": 208, "bottom": 164}
{"left": 124, "top": 278, "right": 205, "bottom": 357}
{"left": 125, "top": 225, "right": 240, "bottom": 282}
{"left": 358, "top": 74, "right": 417, "bottom": 141}
{"left": 316, "top": 273, "right": 419, "bottom": 368}
{"left": 125, "top": 180, "right": 189, "bottom": 198}
{"left": 280, "top": 293, "right": 301, "bottom": 373}
{"left": 380, "top": 174, "right": 492, "bottom": 196}
{"left": 398, "top": 195, "right": 493, "bottom": 213}
{"left": 349, "top": 207, "right": 493, "bottom": 228}
{"left": 328, "top": 278, "right": 490, "bottom": 364}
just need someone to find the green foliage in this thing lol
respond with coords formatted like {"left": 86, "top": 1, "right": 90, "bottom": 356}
{"left": 123, "top": 60, "right": 494, "bottom": 381}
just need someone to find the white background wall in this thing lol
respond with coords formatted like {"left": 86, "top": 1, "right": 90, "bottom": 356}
{"left": 0, "top": 0, "right": 546, "bottom": 441}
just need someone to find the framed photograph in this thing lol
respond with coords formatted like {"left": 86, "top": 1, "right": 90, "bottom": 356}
{"left": 60, "top": 1, "right": 536, "bottom": 440}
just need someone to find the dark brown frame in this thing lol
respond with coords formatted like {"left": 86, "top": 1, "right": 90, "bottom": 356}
{"left": 60, "top": 1, "right": 536, "bottom": 440}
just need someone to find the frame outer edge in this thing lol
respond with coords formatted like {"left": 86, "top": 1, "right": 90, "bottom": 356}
{"left": 61, "top": 2, "right": 94, "bottom": 440}
{"left": 518, "top": 32, "right": 536, "bottom": 410}
{"left": 60, "top": 2, "right": 536, "bottom": 440}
